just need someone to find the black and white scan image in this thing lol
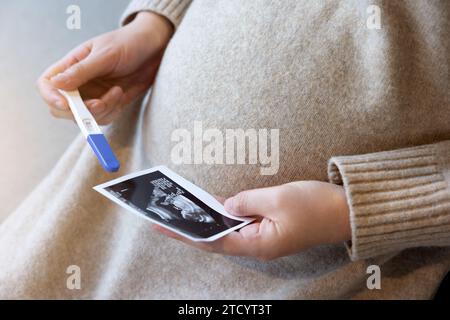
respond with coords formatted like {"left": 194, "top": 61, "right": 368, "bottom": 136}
{"left": 102, "top": 170, "right": 246, "bottom": 240}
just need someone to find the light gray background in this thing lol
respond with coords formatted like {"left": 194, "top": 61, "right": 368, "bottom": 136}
{"left": 0, "top": 0, "right": 129, "bottom": 221}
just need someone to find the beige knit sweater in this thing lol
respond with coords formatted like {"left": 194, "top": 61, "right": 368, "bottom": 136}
{"left": 0, "top": 0, "right": 449, "bottom": 299}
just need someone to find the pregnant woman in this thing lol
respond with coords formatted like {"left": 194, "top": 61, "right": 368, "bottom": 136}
{"left": 0, "top": 0, "right": 449, "bottom": 299}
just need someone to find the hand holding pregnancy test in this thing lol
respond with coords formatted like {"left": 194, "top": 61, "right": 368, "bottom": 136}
{"left": 59, "top": 89, "right": 120, "bottom": 173}
{"left": 95, "top": 166, "right": 254, "bottom": 242}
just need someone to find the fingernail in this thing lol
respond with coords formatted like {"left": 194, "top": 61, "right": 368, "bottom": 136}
{"left": 54, "top": 100, "right": 66, "bottom": 110}
{"left": 111, "top": 87, "right": 122, "bottom": 97}
{"left": 224, "top": 198, "right": 235, "bottom": 214}
{"left": 90, "top": 102, "right": 105, "bottom": 113}
{"left": 113, "top": 88, "right": 122, "bottom": 98}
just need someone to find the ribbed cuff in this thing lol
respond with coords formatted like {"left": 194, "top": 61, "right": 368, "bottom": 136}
{"left": 328, "top": 141, "right": 450, "bottom": 261}
{"left": 120, "top": 0, "right": 192, "bottom": 28}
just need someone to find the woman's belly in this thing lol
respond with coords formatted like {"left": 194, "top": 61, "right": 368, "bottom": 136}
{"left": 139, "top": 0, "right": 449, "bottom": 197}
{"left": 115, "top": 0, "right": 448, "bottom": 299}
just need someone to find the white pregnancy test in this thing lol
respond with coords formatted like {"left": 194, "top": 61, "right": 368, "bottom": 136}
{"left": 59, "top": 89, "right": 120, "bottom": 173}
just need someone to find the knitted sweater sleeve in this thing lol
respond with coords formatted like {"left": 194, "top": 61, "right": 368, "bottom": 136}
{"left": 328, "top": 140, "right": 450, "bottom": 261}
{"left": 120, "top": 0, "right": 192, "bottom": 28}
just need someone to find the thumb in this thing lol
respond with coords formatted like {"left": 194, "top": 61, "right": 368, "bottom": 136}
{"left": 50, "top": 52, "right": 109, "bottom": 90}
{"left": 224, "top": 186, "right": 280, "bottom": 218}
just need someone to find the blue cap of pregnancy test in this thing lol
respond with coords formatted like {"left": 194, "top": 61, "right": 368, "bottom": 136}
{"left": 87, "top": 134, "right": 120, "bottom": 172}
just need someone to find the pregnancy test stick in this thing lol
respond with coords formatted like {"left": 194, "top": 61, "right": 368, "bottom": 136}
{"left": 59, "top": 89, "right": 120, "bottom": 173}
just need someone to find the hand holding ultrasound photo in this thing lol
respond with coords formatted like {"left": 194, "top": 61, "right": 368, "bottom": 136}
{"left": 94, "top": 166, "right": 253, "bottom": 241}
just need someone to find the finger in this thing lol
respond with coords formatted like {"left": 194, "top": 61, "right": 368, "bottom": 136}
{"left": 95, "top": 86, "right": 124, "bottom": 125}
{"left": 223, "top": 186, "right": 283, "bottom": 218}
{"left": 213, "top": 225, "right": 263, "bottom": 256}
{"left": 50, "top": 47, "right": 112, "bottom": 90}
{"left": 97, "top": 103, "right": 124, "bottom": 126}
{"left": 152, "top": 225, "right": 217, "bottom": 253}
{"left": 79, "top": 81, "right": 110, "bottom": 100}
{"left": 220, "top": 220, "right": 280, "bottom": 259}
{"left": 99, "top": 81, "right": 151, "bottom": 125}
{"left": 38, "top": 43, "right": 92, "bottom": 111}
{"left": 43, "top": 43, "right": 92, "bottom": 79}
{"left": 84, "top": 99, "right": 106, "bottom": 115}
{"left": 37, "top": 77, "right": 69, "bottom": 111}
{"left": 90, "top": 86, "right": 122, "bottom": 121}
{"left": 153, "top": 221, "right": 272, "bottom": 259}
{"left": 48, "top": 107, "right": 74, "bottom": 120}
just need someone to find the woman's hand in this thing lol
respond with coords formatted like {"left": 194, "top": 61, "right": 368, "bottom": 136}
{"left": 154, "top": 181, "right": 352, "bottom": 261}
{"left": 37, "top": 11, "right": 173, "bottom": 125}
